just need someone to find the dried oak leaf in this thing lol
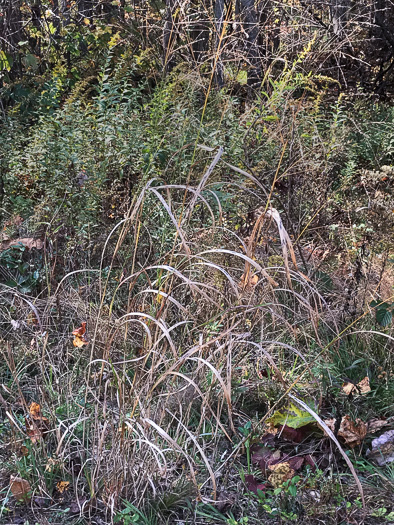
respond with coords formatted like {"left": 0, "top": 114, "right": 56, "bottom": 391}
{"left": 342, "top": 376, "right": 371, "bottom": 396}
{"left": 240, "top": 272, "right": 259, "bottom": 290}
{"left": 72, "top": 322, "right": 89, "bottom": 347}
{"left": 10, "top": 476, "right": 31, "bottom": 502}
{"left": 324, "top": 415, "right": 367, "bottom": 447}
{"left": 26, "top": 402, "right": 49, "bottom": 443}
{"left": 26, "top": 420, "right": 43, "bottom": 443}
{"left": 357, "top": 376, "right": 371, "bottom": 394}
{"left": 342, "top": 381, "right": 356, "bottom": 396}
{"left": 367, "top": 418, "right": 388, "bottom": 434}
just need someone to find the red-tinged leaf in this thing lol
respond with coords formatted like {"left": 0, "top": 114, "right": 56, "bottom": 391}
{"left": 244, "top": 474, "right": 268, "bottom": 495}
{"left": 72, "top": 322, "right": 87, "bottom": 337}
{"left": 251, "top": 447, "right": 281, "bottom": 475}
{"left": 287, "top": 456, "right": 304, "bottom": 471}
{"left": 304, "top": 454, "right": 317, "bottom": 471}
{"left": 277, "top": 424, "right": 309, "bottom": 443}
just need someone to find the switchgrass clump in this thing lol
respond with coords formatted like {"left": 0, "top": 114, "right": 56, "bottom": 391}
{"left": 1, "top": 65, "right": 394, "bottom": 524}
{"left": 0, "top": 151, "right": 345, "bottom": 520}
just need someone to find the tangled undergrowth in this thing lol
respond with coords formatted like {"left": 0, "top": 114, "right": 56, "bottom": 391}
{"left": 0, "top": 42, "right": 394, "bottom": 525}
{"left": 1, "top": 145, "right": 393, "bottom": 524}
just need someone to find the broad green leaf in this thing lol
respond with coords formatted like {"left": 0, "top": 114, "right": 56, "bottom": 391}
{"left": 376, "top": 308, "right": 392, "bottom": 327}
{"left": 267, "top": 403, "right": 316, "bottom": 429}
{"left": 22, "top": 54, "right": 38, "bottom": 70}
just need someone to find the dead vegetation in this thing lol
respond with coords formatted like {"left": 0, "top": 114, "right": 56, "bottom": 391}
{"left": 1, "top": 153, "right": 393, "bottom": 524}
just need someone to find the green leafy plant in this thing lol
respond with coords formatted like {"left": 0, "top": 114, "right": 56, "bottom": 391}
{"left": 370, "top": 300, "right": 394, "bottom": 327}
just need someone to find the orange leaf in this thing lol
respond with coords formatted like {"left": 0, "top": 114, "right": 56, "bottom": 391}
{"left": 73, "top": 334, "right": 89, "bottom": 347}
{"left": 56, "top": 481, "right": 70, "bottom": 493}
{"left": 29, "top": 402, "right": 42, "bottom": 420}
{"left": 72, "top": 322, "right": 88, "bottom": 347}
{"left": 28, "top": 402, "right": 48, "bottom": 423}
{"left": 72, "top": 322, "right": 87, "bottom": 337}
{"left": 26, "top": 403, "right": 49, "bottom": 443}
{"left": 10, "top": 476, "right": 31, "bottom": 502}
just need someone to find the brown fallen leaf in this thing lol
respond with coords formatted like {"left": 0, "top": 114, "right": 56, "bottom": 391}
{"left": 357, "top": 376, "right": 371, "bottom": 394}
{"left": 342, "top": 376, "right": 371, "bottom": 396}
{"left": 26, "top": 402, "right": 49, "bottom": 443}
{"left": 0, "top": 238, "right": 43, "bottom": 251}
{"left": 324, "top": 415, "right": 367, "bottom": 447}
{"left": 19, "top": 445, "right": 29, "bottom": 457}
{"left": 26, "top": 420, "right": 43, "bottom": 443}
{"left": 72, "top": 322, "right": 87, "bottom": 337}
{"left": 342, "top": 381, "right": 356, "bottom": 396}
{"left": 367, "top": 418, "right": 388, "bottom": 434}
{"left": 240, "top": 271, "right": 259, "bottom": 290}
{"left": 10, "top": 476, "right": 31, "bottom": 502}
{"left": 45, "top": 457, "right": 61, "bottom": 472}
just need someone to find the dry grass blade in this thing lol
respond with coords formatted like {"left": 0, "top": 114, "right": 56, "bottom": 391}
{"left": 197, "top": 248, "right": 278, "bottom": 287}
{"left": 183, "top": 146, "right": 224, "bottom": 223}
{"left": 244, "top": 207, "right": 297, "bottom": 289}
{"left": 164, "top": 409, "right": 218, "bottom": 501}
{"left": 148, "top": 187, "right": 191, "bottom": 255}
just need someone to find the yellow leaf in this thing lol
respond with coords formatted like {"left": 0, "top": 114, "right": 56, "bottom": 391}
{"left": 73, "top": 335, "right": 89, "bottom": 347}
{"left": 56, "top": 481, "right": 70, "bottom": 493}
{"left": 72, "top": 322, "right": 89, "bottom": 347}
